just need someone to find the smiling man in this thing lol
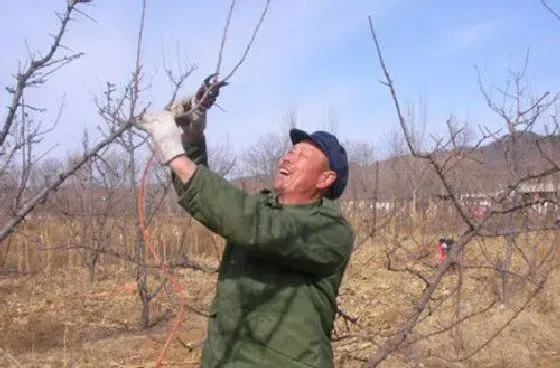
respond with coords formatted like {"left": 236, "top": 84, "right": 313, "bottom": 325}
{"left": 138, "top": 80, "right": 354, "bottom": 368}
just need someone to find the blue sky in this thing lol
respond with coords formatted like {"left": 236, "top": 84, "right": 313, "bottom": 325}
{"left": 1, "top": 0, "right": 559, "bottom": 161}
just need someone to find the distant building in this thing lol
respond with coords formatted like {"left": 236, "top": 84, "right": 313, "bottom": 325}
{"left": 518, "top": 181, "right": 558, "bottom": 214}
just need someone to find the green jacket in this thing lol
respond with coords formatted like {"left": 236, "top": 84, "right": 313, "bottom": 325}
{"left": 173, "top": 139, "right": 354, "bottom": 368}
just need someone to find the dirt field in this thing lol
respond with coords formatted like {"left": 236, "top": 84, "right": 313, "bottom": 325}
{"left": 1, "top": 233, "right": 560, "bottom": 368}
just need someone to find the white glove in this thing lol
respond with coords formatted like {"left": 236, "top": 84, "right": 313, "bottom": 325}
{"left": 136, "top": 110, "right": 185, "bottom": 165}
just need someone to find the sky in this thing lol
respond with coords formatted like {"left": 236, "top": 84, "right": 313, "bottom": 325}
{"left": 1, "top": 0, "right": 559, "bottom": 161}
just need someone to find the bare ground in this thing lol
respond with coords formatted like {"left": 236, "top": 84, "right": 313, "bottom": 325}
{"left": 1, "top": 241, "right": 560, "bottom": 368}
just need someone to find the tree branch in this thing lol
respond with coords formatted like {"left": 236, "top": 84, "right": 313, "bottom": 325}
{"left": 1, "top": 0, "right": 89, "bottom": 147}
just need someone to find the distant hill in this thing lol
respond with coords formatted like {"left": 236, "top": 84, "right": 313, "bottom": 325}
{"left": 350, "top": 130, "right": 560, "bottom": 201}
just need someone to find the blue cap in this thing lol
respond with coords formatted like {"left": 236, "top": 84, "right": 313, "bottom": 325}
{"left": 289, "top": 128, "right": 349, "bottom": 199}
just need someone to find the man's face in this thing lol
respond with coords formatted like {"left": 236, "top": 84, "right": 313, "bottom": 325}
{"left": 274, "top": 140, "right": 336, "bottom": 203}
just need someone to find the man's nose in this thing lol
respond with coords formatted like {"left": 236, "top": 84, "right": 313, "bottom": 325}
{"left": 284, "top": 149, "right": 296, "bottom": 160}
{"left": 280, "top": 154, "right": 292, "bottom": 165}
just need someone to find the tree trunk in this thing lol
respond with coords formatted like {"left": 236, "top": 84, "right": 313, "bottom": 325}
{"left": 128, "top": 131, "right": 150, "bottom": 328}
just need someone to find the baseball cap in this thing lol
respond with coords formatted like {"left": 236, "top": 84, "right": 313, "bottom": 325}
{"left": 289, "top": 128, "right": 349, "bottom": 199}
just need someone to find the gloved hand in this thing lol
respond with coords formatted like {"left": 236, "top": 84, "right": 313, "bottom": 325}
{"left": 171, "top": 94, "right": 207, "bottom": 146}
{"left": 195, "top": 73, "right": 229, "bottom": 110}
{"left": 136, "top": 110, "right": 185, "bottom": 165}
{"left": 171, "top": 95, "right": 205, "bottom": 127}
{"left": 172, "top": 73, "right": 229, "bottom": 127}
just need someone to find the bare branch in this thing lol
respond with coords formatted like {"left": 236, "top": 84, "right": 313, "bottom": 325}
{"left": 0, "top": 347, "right": 24, "bottom": 368}
{"left": 409, "top": 298, "right": 498, "bottom": 345}
{"left": 129, "top": 0, "right": 146, "bottom": 119}
{"left": 222, "top": 0, "right": 271, "bottom": 82}
{"left": 453, "top": 280, "right": 545, "bottom": 362}
{"left": 215, "top": 0, "right": 237, "bottom": 76}
{"left": 541, "top": 0, "right": 560, "bottom": 22}
{"left": 1, "top": 1, "right": 88, "bottom": 147}
{"left": 367, "top": 14, "right": 475, "bottom": 230}
{"left": 363, "top": 231, "right": 477, "bottom": 367}
{"left": 163, "top": 51, "right": 197, "bottom": 111}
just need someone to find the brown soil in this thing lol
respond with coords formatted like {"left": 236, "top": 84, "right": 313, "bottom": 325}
{"left": 1, "top": 241, "right": 560, "bottom": 368}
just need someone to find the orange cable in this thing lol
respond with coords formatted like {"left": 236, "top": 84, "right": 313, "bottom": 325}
{"left": 137, "top": 148, "right": 186, "bottom": 368}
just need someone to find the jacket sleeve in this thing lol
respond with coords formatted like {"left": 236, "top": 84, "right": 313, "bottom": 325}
{"left": 175, "top": 165, "right": 354, "bottom": 275}
{"left": 171, "top": 119, "right": 209, "bottom": 196}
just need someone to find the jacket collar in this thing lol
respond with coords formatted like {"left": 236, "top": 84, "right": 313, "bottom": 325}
{"left": 260, "top": 189, "right": 323, "bottom": 210}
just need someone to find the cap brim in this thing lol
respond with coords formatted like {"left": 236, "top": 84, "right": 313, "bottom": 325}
{"left": 289, "top": 128, "right": 312, "bottom": 145}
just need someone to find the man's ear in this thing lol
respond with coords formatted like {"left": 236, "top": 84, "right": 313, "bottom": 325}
{"left": 317, "top": 170, "right": 336, "bottom": 190}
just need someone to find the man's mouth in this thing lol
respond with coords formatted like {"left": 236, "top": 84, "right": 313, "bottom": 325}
{"left": 278, "top": 167, "right": 290, "bottom": 176}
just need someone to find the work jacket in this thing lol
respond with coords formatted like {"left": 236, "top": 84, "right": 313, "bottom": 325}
{"left": 173, "top": 138, "right": 354, "bottom": 368}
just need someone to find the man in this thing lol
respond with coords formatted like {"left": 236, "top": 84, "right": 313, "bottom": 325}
{"left": 138, "top": 77, "right": 355, "bottom": 368}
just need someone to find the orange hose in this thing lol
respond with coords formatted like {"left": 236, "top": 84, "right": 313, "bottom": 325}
{"left": 137, "top": 148, "right": 186, "bottom": 367}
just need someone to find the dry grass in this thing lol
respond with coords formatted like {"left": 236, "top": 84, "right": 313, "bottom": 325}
{"left": 0, "top": 265, "right": 216, "bottom": 368}
{"left": 1, "top": 215, "right": 560, "bottom": 368}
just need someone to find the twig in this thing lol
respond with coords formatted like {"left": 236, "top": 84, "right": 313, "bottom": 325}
{"left": 1, "top": 1, "right": 87, "bottom": 147}
{"left": 176, "top": 0, "right": 271, "bottom": 133}
{"left": 215, "top": 0, "right": 237, "bottom": 77}
{"left": 129, "top": 0, "right": 147, "bottom": 118}
{"left": 336, "top": 305, "right": 359, "bottom": 325}
{"left": 38, "top": 244, "right": 218, "bottom": 272}
{"left": 176, "top": 336, "right": 206, "bottom": 352}
{"left": 0, "top": 348, "right": 24, "bottom": 368}
{"left": 541, "top": 0, "right": 560, "bottom": 22}
{"left": 367, "top": 15, "right": 475, "bottom": 230}
{"left": 453, "top": 279, "right": 545, "bottom": 362}
{"left": 222, "top": 0, "right": 271, "bottom": 82}
{"left": 163, "top": 60, "right": 197, "bottom": 111}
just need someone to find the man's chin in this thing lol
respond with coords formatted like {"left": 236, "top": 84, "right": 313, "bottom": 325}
{"left": 273, "top": 177, "right": 284, "bottom": 193}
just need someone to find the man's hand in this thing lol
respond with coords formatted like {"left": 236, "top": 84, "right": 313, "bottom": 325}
{"left": 172, "top": 73, "right": 229, "bottom": 128}
{"left": 135, "top": 110, "right": 185, "bottom": 165}
{"left": 195, "top": 73, "right": 229, "bottom": 110}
